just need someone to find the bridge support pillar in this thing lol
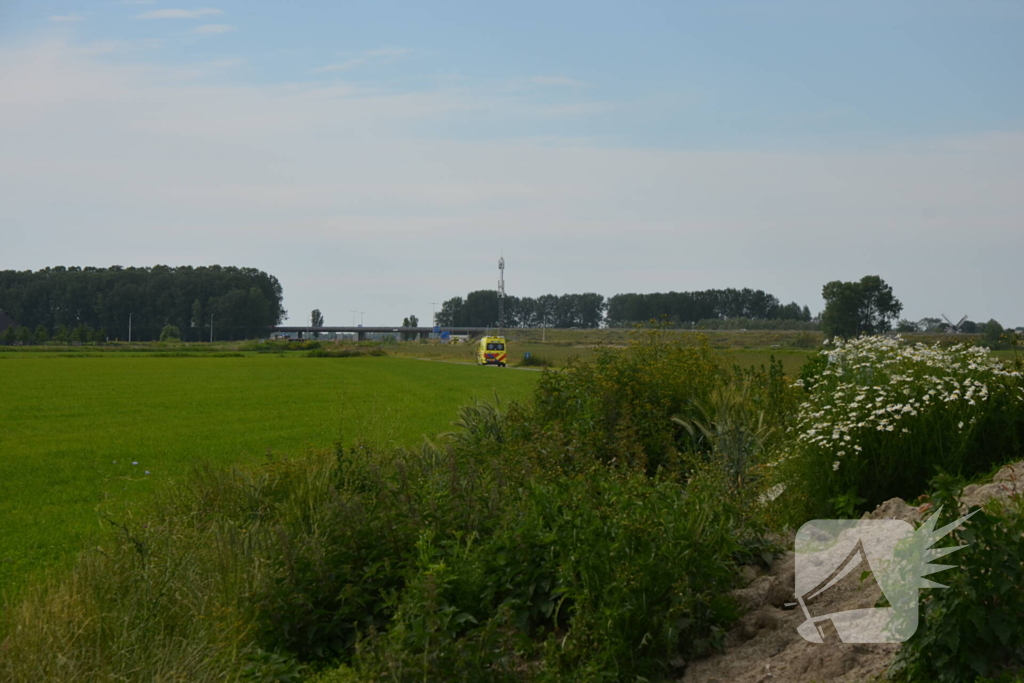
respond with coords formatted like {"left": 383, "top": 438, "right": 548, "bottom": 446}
{"left": 358, "top": 331, "right": 366, "bottom": 341}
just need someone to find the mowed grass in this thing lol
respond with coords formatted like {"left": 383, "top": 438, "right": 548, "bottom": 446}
{"left": 0, "top": 354, "right": 538, "bottom": 597}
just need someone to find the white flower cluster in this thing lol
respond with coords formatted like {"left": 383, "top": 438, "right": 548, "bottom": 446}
{"left": 792, "top": 336, "right": 1023, "bottom": 471}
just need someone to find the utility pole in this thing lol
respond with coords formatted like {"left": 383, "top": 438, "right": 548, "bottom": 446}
{"left": 128, "top": 312, "right": 132, "bottom": 343}
{"left": 351, "top": 310, "right": 357, "bottom": 327}
{"left": 542, "top": 311, "right": 546, "bottom": 342}
{"left": 360, "top": 312, "right": 365, "bottom": 326}
{"left": 430, "top": 302, "right": 438, "bottom": 327}
{"left": 497, "top": 254, "right": 505, "bottom": 334}
{"left": 210, "top": 314, "right": 214, "bottom": 343}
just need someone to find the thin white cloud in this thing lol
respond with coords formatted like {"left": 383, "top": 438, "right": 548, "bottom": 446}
{"left": 135, "top": 8, "right": 223, "bottom": 19}
{"left": 191, "top": 24, "right": 235, "bottom": 34}
{"left": 311, "top": 59, "right": 363, "bottom": 74}
{"left": 312, "top": 47, "right": 411, "bottom": 74}
{"left": 163, "top": 57, "right": 244, "bottom": 79}
{"left": 75, "top": 39, "right": 164, "bottom": 56}
{"left": 49, "top": 14, "right": 85, "bottom": 22}
{"left": 531, "top": 76, "right": 585, "bottom": 87}
{"left": 364, "top": 47, "right": 412, "bottom": 59}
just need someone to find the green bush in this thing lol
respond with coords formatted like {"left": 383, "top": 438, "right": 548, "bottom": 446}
{"left": 517, "top": 354, "right": 552, "bottom": 368}
{"left": 529, "top": 328, "right": 723, "bottom": 476}
{"left": 159, "top": 324, "right": 182, "bottom": 342}
{"left": 776, "top": 336, "right": 1024, "bottom": 519}
{"left": 343, "top": 442, "right": 744, "bottom": 681}
{"left": 890, "top": 489, "right": 1024, "bottom": 683}
{"left": 243, "top": 339, "right": 322, "bottom": 352}
{"left": 793, "top": 331, "right": 818, "bottom": 349}
{"left": 983, "top": 319, "right": 1008, "bottom": 350}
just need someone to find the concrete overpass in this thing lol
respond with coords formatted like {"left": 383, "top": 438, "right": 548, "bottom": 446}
{"left": 269, "top": 326, "right": 492, "bottom": 341}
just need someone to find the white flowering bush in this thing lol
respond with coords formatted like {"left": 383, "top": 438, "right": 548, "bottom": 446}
{"left": 781, "top": 335, "right": 1024, "bottom": 516}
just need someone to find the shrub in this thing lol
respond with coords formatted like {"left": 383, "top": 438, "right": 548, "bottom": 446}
{"left": 159, "top": 324, "right": 182, "bottom": 342}
{"left": 72, "top": 323, "right": 90, "bottom": 343}
{"left": 345, "top": 444, "right": 744, "bottom": 682}
{"left": 793, "top": 331, "right": 818, "bottom": 349}
{"left": 243, "top": 339, "right": 321, "bottom": 352}
{"left": 983, "top": 319, "right": 1007, "bottom": 350}
{"left": 776, "top": 336, "right": 1024, "bottom": 518}
{"left": 516, "top": 354, "right": 552, "bottom": 368}
{"left": 529, "top": 328, "right": 723, "bottom": 475}
{"left": 890, "top": 488, "right": 1024, "bottom": 683}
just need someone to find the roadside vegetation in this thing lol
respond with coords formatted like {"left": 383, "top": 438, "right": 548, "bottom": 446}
{"left": 2, "top": 329, "right": 1023, "bottom": 681}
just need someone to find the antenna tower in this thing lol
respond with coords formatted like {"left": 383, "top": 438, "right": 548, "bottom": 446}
{"left": 497, "top": 254, "right": 505, "bottom": 333}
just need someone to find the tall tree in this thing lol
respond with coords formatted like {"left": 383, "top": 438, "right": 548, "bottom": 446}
{"left": 310, "top": 309, "right": 324, "bottom": 339}
{"left": 821, "top": 275, "right": 903, "bottom": 338}
{"left": 401, "top": 315, "right": 419, "bottom": 341}
{"left": 436, "top": 297, "right": 465, "bottom": 327}
{"left": 982, "top": 319, "right": 1005, "bottom": 349}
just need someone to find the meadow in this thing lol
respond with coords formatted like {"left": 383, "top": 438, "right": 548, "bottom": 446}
{"left": 0, "top": 352, "right": 539, "bottom": 597}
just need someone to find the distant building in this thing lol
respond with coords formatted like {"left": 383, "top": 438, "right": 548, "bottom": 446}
{"left": 0, "top": 310, "right": 17, "bottom": 334}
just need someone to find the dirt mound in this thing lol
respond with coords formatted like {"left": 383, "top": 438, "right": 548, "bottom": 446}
{"left": 681, "top": 462, "right": 1023, "bottom": 683}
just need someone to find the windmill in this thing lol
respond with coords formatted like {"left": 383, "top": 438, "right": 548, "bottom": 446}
{"left": 942, "top": 314, "right": 968, "bottom": 334}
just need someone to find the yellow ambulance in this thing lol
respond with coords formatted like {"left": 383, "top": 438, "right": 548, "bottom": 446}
{"left": 477, "top": 336, "right": 507, "bottom": 367}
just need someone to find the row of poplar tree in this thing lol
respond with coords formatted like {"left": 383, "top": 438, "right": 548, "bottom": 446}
{"left": 435, "top": 288, "right": 811, "bottom": 329}
{"left": 0, "top": 266, "right": 286, "bottom": 342}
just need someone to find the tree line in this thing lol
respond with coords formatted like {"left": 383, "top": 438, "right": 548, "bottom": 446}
{"left": 435, "top": 291, "right": 607, "bottom": 329}
{"left": 606, "top": 289, "right": 811, "bottom": 326}
{"left": 0, "top": 266, "right": 286, "bottom": 342}
{"left": 435, "top": 288, "right": 811, "bottom": 329}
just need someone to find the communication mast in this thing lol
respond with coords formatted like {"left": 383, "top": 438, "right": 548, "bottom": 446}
{"left": 497, "top": 254, "right": 505, "bottom": 333}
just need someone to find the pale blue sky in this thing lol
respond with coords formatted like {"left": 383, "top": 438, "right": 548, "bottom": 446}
{"left": 2, "top": 1, "right": 1022, "bottom": 325}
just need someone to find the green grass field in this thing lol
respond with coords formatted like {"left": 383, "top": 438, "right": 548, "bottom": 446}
{"left": 0, "top": 353, "right": 539, "bottom": 597}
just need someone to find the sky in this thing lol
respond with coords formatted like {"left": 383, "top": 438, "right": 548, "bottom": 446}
{"left": 1, "top": 0, "right": 1022, "bottom": 327}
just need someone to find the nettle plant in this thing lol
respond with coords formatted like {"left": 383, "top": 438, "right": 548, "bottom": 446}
{"left": 781, "top": 335, "right": 1024, "bottom": 516}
